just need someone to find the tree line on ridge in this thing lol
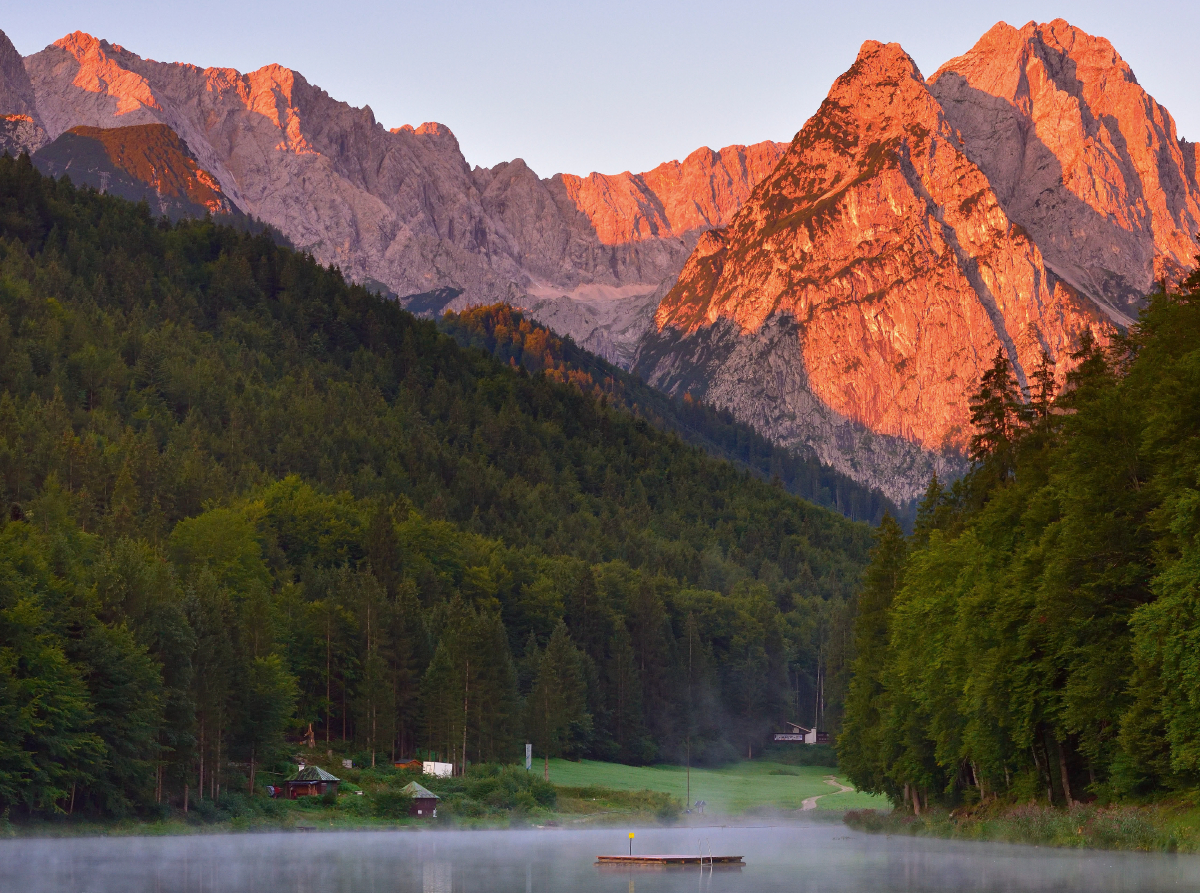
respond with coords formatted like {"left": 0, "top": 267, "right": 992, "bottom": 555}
{"left": 439, "top": 304, "right": 901, "bottom": 525}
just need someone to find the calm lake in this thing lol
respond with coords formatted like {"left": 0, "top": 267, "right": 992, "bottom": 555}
{"left": 4, "top": 821, "right": 1199, "bottom": 892}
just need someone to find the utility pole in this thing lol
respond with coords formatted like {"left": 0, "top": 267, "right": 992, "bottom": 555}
{"left": 462, "top": 658, "right": 469, "bottom": 777}
{"left": 326, "top": 613, "right": 331, "bottom": 747}
{"left": 813, "top": 649, "right": 822, "bottom": 734}
{"left": 686, "top": 615, "right": 694, "bottom": 811}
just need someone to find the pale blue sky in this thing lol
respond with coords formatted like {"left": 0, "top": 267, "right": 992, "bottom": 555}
{"left": 5, "top": 1, "right": 1198, "bottom": 178}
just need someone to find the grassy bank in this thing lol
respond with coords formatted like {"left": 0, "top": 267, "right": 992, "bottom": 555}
{"left": 541, "top": 758, "right": 884, "bottom": 814}
{"left": 844, "top": 801, "right": 1200, "bottom": 853}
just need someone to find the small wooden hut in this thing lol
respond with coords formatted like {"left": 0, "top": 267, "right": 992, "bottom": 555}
{"left": 280, "top": 766, "right": 340, "bottom": 799}
{"left": 401, "top": 781, "right": 439, "bottom": 817}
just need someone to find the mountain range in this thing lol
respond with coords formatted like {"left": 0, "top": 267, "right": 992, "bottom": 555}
{"left": 0, "top": 28, "right": 782, "bottom": 367}
{"left": 1, "top": 19, "right": 1196, "bottom": 503}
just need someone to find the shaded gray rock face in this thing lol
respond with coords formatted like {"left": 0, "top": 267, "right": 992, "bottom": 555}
{"left": 5, "top": 29, "right": 781, "bottom": 364}
{"left": 522, "top": 290, "right": 664, "bottom": 368}
{"left": 0, "top": 115, "right": 46, "bottom": 156}
{"left": 0, "top": 29, "right": 47, "bottom": 154}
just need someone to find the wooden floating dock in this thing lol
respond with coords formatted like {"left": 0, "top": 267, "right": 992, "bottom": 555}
{"left": 596, "top": 855, "right": 744, "bottom": 869}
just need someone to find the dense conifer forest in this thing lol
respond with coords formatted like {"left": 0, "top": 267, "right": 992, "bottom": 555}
{"left": 440, "top": 305, "right": 900, "bottom": 525}
{"left": 840, "top": 274, "right": 1200, "bottom": 811}
{"left": 0, "top": 155, "right": 871, "bottom": 818}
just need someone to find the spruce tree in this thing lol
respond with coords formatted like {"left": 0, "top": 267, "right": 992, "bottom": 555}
{"left": 838, "top": 514, "right": 906, "bottom": 798}
{"left": 968, "top": 348, "right": 1027, "bottom": 480}
{"left": 527, "top": 621, "right": 591, "bottom": 779}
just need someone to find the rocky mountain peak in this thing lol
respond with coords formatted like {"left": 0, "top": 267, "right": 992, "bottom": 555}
{"left": 930, "top": 19, "right": 1200, "bottom": 320}
{"left": 50, "top": 30, "right": 149, "bottom": 79}
{"left": 34, "top": 30, "right": 162, "bottom": 137}
{"left": 636, "top": 15, "right": 1200, "bottom": 505}
{"left": 553, "top": 141, "right": 787, "bottom": 249}
{"left": 819, "top": 40, "right": 961, "bottom": 149}
{"left": 415, "top": 121, "right": 451, "bottom": 138}
{"left": 837, "top": 40, "right": 923, "bottom": 91}
{"left": 638, "top": 28, "right": 1111, "bottom": 502}
{"left": 1022, "top": 18, "right": 1130, "bottom": 75}
{"left": 53, "top": 30, "right": 108, "bottom": 57}
{"left": 388, "top": 122, "right": 459, "bottom": 151}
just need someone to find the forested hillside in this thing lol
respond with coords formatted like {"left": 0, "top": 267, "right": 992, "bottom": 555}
{"left": 840, "top": 276, "right": 1200, "bottom": 811}
{"left": 0, "top": 155, "right": 870, "bottom": 818}
{"left": 441, "top": 305, "right": 901, "bottom": 524}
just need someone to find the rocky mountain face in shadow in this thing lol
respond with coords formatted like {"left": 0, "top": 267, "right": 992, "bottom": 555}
{"left": 635, "top": 21, "right": 1200, "bottom": 502}
{"left": 0, "top": 27, "right": 46, "bottom": 156}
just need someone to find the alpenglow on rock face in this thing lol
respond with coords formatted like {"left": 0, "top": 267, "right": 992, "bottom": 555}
{"left": 5, "top": 28, "right": 782, "bottom": 364}
{"left": 33, "top": 123, "right": 239, "bottom": 219}
{"left": 635, "top": 25, "right": 1198, "bottom": 503}
{"left": 929, "top": 20, "right": 1200, "bottom": 323}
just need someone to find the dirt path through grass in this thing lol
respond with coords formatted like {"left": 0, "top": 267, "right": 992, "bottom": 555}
{"left": 801, "top": 775, "right": 855, "bottom": 811}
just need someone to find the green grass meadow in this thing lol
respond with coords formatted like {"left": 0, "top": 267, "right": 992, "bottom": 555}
{"left": 543, "top": 759, "right": 886, "bottom": 815}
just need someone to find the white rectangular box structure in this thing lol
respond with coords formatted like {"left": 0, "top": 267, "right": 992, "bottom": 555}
{"left": 422, "top": 761, "right": 453, "bottom": 777}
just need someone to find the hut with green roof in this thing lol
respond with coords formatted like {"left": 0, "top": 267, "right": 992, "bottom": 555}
{"left": 401, "top": 781, "right": 439, "bottom": 817}
{"left": 280, "top": 765, "right": 340, "bottom": 799}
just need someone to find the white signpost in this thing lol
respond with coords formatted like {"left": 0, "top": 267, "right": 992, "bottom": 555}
{"left": 525, "top": 743, "right": 532, "bottom": 771}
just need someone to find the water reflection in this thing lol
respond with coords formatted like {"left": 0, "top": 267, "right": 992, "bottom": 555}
{"left": 3, "top": 822, "right": 1199, "bottom": 893}
{"left": 424, "top": 861, "right": 452, "bottom": 893}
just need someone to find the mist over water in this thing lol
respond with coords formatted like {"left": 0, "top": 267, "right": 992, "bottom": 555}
{"left": 4, "top": 821, "right": 1199, "bottom": 893}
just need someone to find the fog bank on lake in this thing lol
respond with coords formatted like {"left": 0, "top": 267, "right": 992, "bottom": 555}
{"left": 4, "top": 821, "right": 1199, "bottom": 892}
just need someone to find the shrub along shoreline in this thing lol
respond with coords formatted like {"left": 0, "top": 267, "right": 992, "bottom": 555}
{"left": 844, "top": 800, "right": 1200, "bottom": 853}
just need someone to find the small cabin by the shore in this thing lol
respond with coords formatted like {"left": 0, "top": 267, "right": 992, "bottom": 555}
{"left": 279, "top": 766, "right": 340, "bottom": 799}
{"left": 401, "top": 781, "right": 439, "bottom": 817}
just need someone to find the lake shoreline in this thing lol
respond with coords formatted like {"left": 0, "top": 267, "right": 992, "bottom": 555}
{"left": 0, "top": 757, "right": 881, "bottom": 839}
{"left": 0, "top": 801, "right": 672, "bottom": 839}
{"left": 0, "top": 800, "right": 864, "bottom": 840}
{"left": 0, "top": 805, "right": 852, "bottom": 840}
{"left": 843, "top": 801, "right": 1200, "bottom": 853}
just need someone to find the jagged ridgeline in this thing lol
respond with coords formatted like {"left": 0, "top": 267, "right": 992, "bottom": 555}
{"left": 439, "top": 304, "right": 901, "bottom": 524}
{"left": 0, "top": 155, "right": 871, "bottom": 818}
